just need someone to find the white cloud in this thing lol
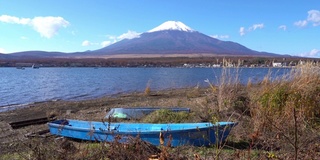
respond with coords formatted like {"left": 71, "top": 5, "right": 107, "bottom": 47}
{"left": 0, "top": 48, "right": 5, "bottom": 53}
{"left": 83, "top": 31, "right": 141, "bottom": 48}
{"left": 82, "top": 40, "right": 113, "bottom": 48}
{"left": 82, "top": 40, "right": 91, "bottom": 46}
{"left": 300, "top": 49, "right": 320, "bottom": 57}
{"left": 117, "top": 30, "right": 140, "bottom": 40}
{"left": 31, "top": 16, "right": 69, "bottom": 38}
{"left": 307, "top": 10, "right": 320, "bottom": 26}
{"left": 239, "top": 27, "right": 245, "bottom": 36}
{"left": 101, "top": 41, "right": 112, "bottom": 47}
{"left": 294, "top": 10, "right": 320, "bottom": 27}
{"left": 0, "top": 15, "right": 30, "bottom": 24}
{"left": 294, "top": 20, "right": 308, "bottom": 27}
{"left": 0, "top": 15, "right": 69, "bottom": 38}
{"left": 239, "top": 23, "right": 263, "bottom": 36}
{"left": 106, "top": 35, "right": 117, "bottom": 40}
{"left": 278, "top": 25, "right": 287, "bottom": 31}
{"left": 249, "top": 23, "right": 264, "bottom": 31}
{"left": 81, "top": 40, "right": 101, "bottom": 47}
{"left": 210, "top": 35, "right": 229, "bottom": 39}
{"left": 99, "top": 31, "right": 140, "bottom": 47}
{"left": 310, "top": 49, "right": 320, "bottom": 56}
{"left": 211, "top": 35, "right": 218, "bottom": 38}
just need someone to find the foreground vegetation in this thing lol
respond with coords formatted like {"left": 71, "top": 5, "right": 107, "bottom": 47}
{"left": 1, "top": 62, "right": 319, "bottom": 159}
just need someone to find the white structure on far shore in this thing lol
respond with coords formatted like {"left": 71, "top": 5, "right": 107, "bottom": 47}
{"left": 272, "top": 62, "right": 282, "bottom": 67}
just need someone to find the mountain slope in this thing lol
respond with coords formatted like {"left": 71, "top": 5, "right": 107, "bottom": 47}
{"left": 0, "top": 53, "right": 15, "bottom": 60}
{"left": 10, "top": 51, "right": 67, "bottom": 58}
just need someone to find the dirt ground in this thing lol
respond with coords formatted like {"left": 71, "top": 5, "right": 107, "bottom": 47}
{"left": 0, "top": 87, "right": 217, "bottom": 154}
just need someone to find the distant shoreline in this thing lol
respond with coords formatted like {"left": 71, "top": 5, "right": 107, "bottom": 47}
{"left": 1, "top": 56, "right": 318, "bottom": 68}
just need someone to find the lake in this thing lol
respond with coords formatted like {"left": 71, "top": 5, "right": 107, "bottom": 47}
{"left": 0, "top": 67, "right": 291, "bottom": 112}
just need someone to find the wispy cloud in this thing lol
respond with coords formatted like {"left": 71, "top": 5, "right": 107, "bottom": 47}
{"left": 0, "top": 15, "right": 30, "bottom": 24}
{"left": 83, "top": 30, "right": 141, "bottom": 48}
{"left": 105, "top": 35, "right": 117, "bottom": 40}
{"left": 101, "top": 41, "right": 113, "bottom": 47}
{"left": 239, "top": 23, "right": 264, "bottom": 36}
{"left": 294, "top": 10, "right": 320, "bottom": 27}
{"left": 307, "top": 10, "right": 320, "bottom": 26}
{"left": 294, "top": 20, "right": 308, "bottom": 27}
{"left": 239, "top": 27, "right": 245, "bottom": 36}
{"left": 0, "top": 15, "right": 69, "bottom": 38}
{"left": 278, "top": 25, "right": 287, "bottom": 31}
{"left": 249, "top": 23, "right": 264, "bottom": 31}
{"left": 82, "top": 40, "right": 101, "bottom": 46}
{"left": 117, "top": 30, "right": 140, "bottom": 40}
{"left": 210, "top": 34, "right": 230, "bottom": 39}
{"left": 81, "top": 40, "right": 91, "bottom": 46}
{"left": 0, "top": 48, "right": 5, "bottom": 53}
{"left": 300, "top": 49, "right": 320, "bottom": 57}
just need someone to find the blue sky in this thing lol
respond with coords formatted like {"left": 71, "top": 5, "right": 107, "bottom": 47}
{"left": 0, "top": 0, "right": 319, "bottom": 57}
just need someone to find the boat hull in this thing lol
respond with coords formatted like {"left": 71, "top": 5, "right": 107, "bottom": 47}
{"left": 48, "top": 119, "right": 236, "bottom": 147}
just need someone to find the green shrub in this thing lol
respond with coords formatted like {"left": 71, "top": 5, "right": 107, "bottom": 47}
{"left": 141, "top": 109, "right": 194, "bottom": 123}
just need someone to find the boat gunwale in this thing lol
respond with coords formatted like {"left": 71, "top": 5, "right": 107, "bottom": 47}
{"left": 48, "top": 119, "right": 236, "bottom": 134}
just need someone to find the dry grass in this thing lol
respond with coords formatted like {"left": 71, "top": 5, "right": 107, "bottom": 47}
{"left": 144, "top": 80, "right": 152, "bottom": 96}
{"left": 203, "top": 63, "right": 320, "bottom": 159}
{"left": 247, "top": 62, "right": 320, "bottom": 159}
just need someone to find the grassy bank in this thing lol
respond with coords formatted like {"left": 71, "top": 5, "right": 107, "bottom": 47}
{"left": 1, "top": 63, "right": 319, "bottom": 159}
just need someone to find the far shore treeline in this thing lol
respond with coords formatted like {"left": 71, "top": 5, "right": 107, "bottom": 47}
{"left": 1, "top": 56, "right": 319, "bottom": 68}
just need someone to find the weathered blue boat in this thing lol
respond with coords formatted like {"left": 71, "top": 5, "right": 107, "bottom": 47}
{"left": 48, "top": 119, "right": 237, "bottom": 147}
{"left": 105, "top": 107, "right": 191, "bottom": 119}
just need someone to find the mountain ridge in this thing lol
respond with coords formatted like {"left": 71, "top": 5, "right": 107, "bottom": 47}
{"left": 93, "top": 29, "right": 279, "bottom": 57}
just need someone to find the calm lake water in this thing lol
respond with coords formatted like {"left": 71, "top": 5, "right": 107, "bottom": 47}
{"left": 0, "top": 67, "right": 290, "bottom": 112}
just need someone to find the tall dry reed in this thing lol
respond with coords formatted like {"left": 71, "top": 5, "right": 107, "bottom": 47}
{"left": 216, "top": 67, "right": 242, "bottom": 112}
{"left": 249, "top": 62, "right": 320, "bottom": 159}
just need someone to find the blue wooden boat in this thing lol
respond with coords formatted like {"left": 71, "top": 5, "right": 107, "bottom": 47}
{"left": 105, "top": 107, "right": 190, "bottom": 119}
{"left": 48, "top": 119, "right": 237, "bottom": 147}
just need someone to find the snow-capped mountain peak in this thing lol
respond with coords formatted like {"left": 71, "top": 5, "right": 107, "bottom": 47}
{"left": 148, "top": 21, "right": 194, "bottom": 33}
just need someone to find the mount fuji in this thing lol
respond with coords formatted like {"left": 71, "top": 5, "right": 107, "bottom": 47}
{"left": 90, "top": 21, "right": 280, "bottom": 57}
{"left": 4, "top": 21, "right": 282, "bottom": 60}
